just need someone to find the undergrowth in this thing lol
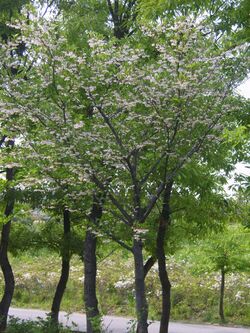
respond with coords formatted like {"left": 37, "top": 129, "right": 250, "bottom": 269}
{"left": 0, "top": 249, "right": 249, "bottom": 326}
{"left": 6, "top": 317, "right": 72, "bottom": 333}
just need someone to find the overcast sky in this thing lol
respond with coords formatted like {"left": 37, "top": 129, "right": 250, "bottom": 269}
{"left": 237, "top": 77, "right": 250, "bottom": 99}
{"left": 229, "top": 78, "right": 250, "bottom": 192}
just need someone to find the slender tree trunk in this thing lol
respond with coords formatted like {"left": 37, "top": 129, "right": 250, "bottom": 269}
{"left": 133, "top": 238, "right": 148, "bottom": 333}
{"left": 50, "top": 209, "right": 71, "bottom": 326}
{"left": 157, "top": 222, "right": 171, "bottom": 333}
{"left": 84, "top": 193, "right": 105, "bottom": 333}
{"left": 135, "top": 256, "right": 156, "bottom": 333}
{"left": 219, "top": 267, "right": 225, "bottom": 322}
{"left": 0, "top": 222, "right": 15, "bottom": 332}
{"left": 157, "top": 181, "right": 173, "bottom": 333}
{"left": 84, "top": 229, "right": 100, "bottom": 333}
{"left": 0, "top": 140, "right": 15, "bottom": 332}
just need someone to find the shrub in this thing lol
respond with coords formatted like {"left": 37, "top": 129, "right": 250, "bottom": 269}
{"left": 6, "top": 317, "right": 72, "bottom": 333}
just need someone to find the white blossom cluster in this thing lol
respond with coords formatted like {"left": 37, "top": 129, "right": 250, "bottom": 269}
{"left": 0, "top": 14, "right": 248, "bottom": 237}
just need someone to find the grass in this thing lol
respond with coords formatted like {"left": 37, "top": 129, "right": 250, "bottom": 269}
{"left": 0, "top": 248, "right": 249, "bottom": 327}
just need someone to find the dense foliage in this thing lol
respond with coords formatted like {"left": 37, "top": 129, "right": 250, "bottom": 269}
{"left": 0, "top": 1, "right": 249, "bottom": 333}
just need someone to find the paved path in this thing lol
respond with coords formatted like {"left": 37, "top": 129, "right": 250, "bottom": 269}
{"left": 9, "top": 308, "right": 250, "bottom": 333}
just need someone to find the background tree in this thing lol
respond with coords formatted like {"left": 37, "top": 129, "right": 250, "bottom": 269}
{"left": 138, "top": 0, "right": 250, "bottom": 43}
{"left": 188, "top": 224, "right": 250, "bottom": 322}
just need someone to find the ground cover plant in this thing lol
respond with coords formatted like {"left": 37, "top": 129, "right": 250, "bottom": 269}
{"left": 6, "top": 317, "right": 72, "bottom": 333}
{"left": 1, "top": 248, "right": 249, "bottom": 327}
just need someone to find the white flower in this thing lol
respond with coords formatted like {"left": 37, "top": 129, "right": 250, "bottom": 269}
{"left": 235, "top": 291, "right": 244, "bottom": 301}
{"left": 23, "top": 273, "right": 32, "bottom": 280}
{"left": 114, "top": 278, "right": 134, "bottom": 289}
{"left": 74, "top": 121, "right": 84, "bottom": 129}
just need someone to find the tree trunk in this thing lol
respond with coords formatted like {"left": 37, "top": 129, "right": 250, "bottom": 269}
{"left": 84, "top": 193, "right": 105, "bottom": 333}
{"left": 107, "top": 0, "right": 137, "bottom": 39}
{"left": 84, "top": 229, "right": 100, "bottom": 333}
{"left": 219, "top": 267, "right": 225, "bottom": 322}
{"left": 133, "top": 238, "right": 148, "bottom": 333}
{"left": 0, "top": 221, "right": 15, "bottom": 332}
{"left": 50, "top": 209, "right": 71, "bottom": 326}
{"left": 0, "top": 140, "right": 15, "bottom": 332}
{"left": 157, "top": 222, "right": 171, "bottom": 333}
{"left": 157, "top": 181, "right": 173, "bottom": 333}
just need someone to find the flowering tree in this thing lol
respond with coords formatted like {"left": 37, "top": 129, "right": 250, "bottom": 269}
{"left": 0, "top": 11, "right": 249, "bottom": 333}
{"left": 0, "top": 1, "right": 30, "bottom": 329}
{"left": 81, "top": 20, "right": 248, "bottom": 333}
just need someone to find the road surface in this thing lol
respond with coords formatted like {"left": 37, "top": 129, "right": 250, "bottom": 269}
{"left": 8, "top": 308, "right": 250, "bottom": 333}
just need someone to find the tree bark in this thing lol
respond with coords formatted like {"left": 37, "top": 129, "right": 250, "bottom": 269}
{"left": 133, "top": 238, "right": 148, "bottom": 333}
{"left": 219, "top": 267, "right": 225, "bottom": 322}
{"left": 0, "top": 221, "right": 15, "bottom": 332}
{"left": 0, "top": 140, "right": 15, "bottom": 332}
{"left": 84, "top": 229, "right": 100, "bottom": 333}
{"left": 157, "top": 181, "right": 173, "bottom": 333}
{"left": 107, "top": 0, "right": 137, "bottom": 39}
{"left": 84, "top": 193, "right": 105, "bottom": 333}
{"left": 157, "top": 224, "right": 171, "bottom": 333}
{"left": 50, "top": 209, "right": 71, "bottom": 326}
{"left": 144, "top": 256, "right": 156, "bottom": 279}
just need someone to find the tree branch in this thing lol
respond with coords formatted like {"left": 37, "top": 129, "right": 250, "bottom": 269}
{"left": 142, "top": 117, "right": 222, "bottom": 223}
{"left": 140, "top": 151, "right": 166, "bottom": 186}
{"left": 104, "top": 230, "right": 133, "bottom": 253}
{"left": 91, "top": 173, "right": 133, "bottom": 225}
{"left": 96, "top": 106, "right": 126, "bottom": 152}
{"left": 144, "top": 256, "right": 156, "bottom": 278}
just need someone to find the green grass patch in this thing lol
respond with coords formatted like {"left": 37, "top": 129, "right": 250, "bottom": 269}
{"left": 0, "top": 249, "right": 249, "bottom": 326}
